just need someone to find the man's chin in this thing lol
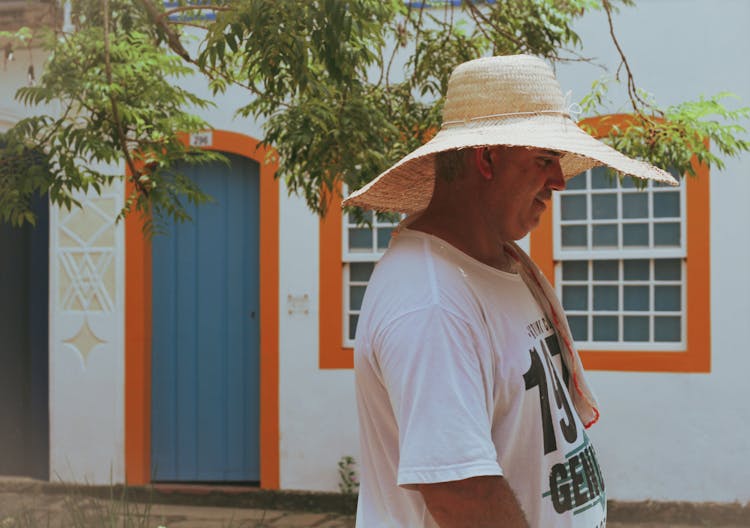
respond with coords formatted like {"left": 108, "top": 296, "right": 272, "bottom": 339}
{"left": 513, "top": 219, "right": 541, "bottom": 241}
{"left": 510, "top": 227, "right": 535, "bottom": 242}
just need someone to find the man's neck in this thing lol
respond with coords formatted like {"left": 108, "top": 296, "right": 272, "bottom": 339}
{"left": 408, "top": 213, "right": 516, "bottom": 273}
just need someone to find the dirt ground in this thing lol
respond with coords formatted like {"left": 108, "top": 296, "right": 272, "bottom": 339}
{"left": 0, "top": 478, "right": 748, "bottom": 527}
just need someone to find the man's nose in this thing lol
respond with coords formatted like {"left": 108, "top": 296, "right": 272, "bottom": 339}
{"left": 547, "top": 159, "right": 565, "bottom": 191}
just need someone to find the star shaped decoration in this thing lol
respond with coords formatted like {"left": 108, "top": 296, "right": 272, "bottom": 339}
{"left": 64, "top": 319, "right": 106, "bottom": 364}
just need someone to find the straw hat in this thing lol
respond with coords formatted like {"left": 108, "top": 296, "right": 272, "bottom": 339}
{"left": 343, "top": 54, "right": 678, "bottom": 214}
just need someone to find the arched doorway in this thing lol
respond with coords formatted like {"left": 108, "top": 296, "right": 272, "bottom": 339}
{"left": 125, "top": 131, "right": 279, "bottom": 487}
{"left": 151, "top": 153, "right": 261, "bottom": 481}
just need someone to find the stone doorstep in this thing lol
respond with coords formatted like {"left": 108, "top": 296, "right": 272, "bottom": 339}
{"left": 0, "top": 477, "right": 748, "bottom": 525}
{"left": 136, "top": 505, "right": 350, "bottom": 528}
{"left": 147, "top": 502, "right": 286, "bottom": 522}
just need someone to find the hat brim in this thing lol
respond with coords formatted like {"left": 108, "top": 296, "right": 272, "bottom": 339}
{"left": 343, "top": 114, "right": 679, "bottom": 214}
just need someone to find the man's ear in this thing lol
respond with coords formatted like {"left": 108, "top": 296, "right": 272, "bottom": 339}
{"left": 474, "top": 147, "right": 493, "bottom": 180}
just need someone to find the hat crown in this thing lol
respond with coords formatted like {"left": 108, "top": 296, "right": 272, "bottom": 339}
{"left": 442, "top": 55, "right": 566, "bottom": 124}
{"left": 343, "top": 54, "right": 676, "bottom": 215}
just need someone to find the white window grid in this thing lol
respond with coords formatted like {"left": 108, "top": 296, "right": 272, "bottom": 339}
{"left": 552, "top": 168, "right": 687, "bottom": 351}
{"left": 553, "top": 167, "right": 687, "bottom": 261}
{"left": 555, "top": 259, "right": 686, "bottom": 351}
{"left": 342, "top": 210, "right": 402, "bottom": 347}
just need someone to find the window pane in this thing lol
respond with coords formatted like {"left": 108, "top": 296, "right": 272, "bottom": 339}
{"left": 593, "top": 286, "right": 618, "bottom": 310}
{"left": 349, "top": 314, "right": 359, "bottom": 341}
{"left": 654, "top": 259, "right": 681, "bottom": 280}
{"left": 593, "top": 225, "right": 618, "bottom": 247}
{"left": 620, "top": 176, "right": 638, "bottom": 189}
{"left": 654, "top": 223, "right": 680, "bottom": 246}
{"left": 375, "top": 211, "right": 399, "bottom": 223}
{"left": 623, "top": 223, "right": 649, "bottom": 246}
{"left": 377, "top": 227, "right": 394, "bottom": 249}
{"left": 562, "top": 261, "right": 588, "bottom": 281}
{"left": 566, "top": 173, "right": 586, "bottom": 190}
{"left": 348, "top": 210, "right": 372, "bottom": 224}
{"left": 348, "top": 228, "right": 373, "bottom": 251}
{"left": 592, "top": 194, "right": 617, "bottom": 219}
{"left": 593, "top": 316, "right": 618, "bottom": 341}
{"left": 562, "top": 285, "right": 588, "bottom": 310}
{"left": 568, "top": 316, "right": 588, "bottom": 341}
{"left": 561, "top": 195, "right": 587, "bottom": 220}
{"left": 624, "top": 260, "right": 649, "bottom": 280}
{"left": 561, "top": 225, "right": 587, "bottom": 248}
{"left": 350, "top": 262, "right": 375, "bottom": 282}
{"left": 623, "top": 316, "right": 649, "bottom": 341}
{"left": 655, "top": 316, "right": 681, "bottom": 342}
{"left": 591, "top": 166, "right": 616, "bottom": 189}
{"left": 654, "top": 191, "right": 680, "bottom": 217}
{"left": 350, "top": 285, "right": 367, "bottom": 310}
{"left": 593, "top": 260, "right": 618, "bottom": 280}
{"left": 622, "top": 193, "right": 648, "bottom": 219}
{"left": 624, "top": 285, "right": 649, "bottom": 311}
{"left": 655, "top": 285, "right": 681, "bottom": 311}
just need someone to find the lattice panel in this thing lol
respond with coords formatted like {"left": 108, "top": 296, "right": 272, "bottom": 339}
{"left": 56, "top": 195, "right": 117, "bottom": 313}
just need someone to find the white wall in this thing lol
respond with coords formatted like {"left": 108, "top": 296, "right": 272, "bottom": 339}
{"left": 277, "top": 185, "right": 360, "bottom": 491}
{"left": 0, "top": 56, "right": 29, "bottom": 130}
{"left": 7, "top": 0, "right": 747, "bottom": 500}
{"left": 275, "top": 0, "right": 750, "bottom": 503}
{"left": 48, "top": 178, "right": 125, "bottom": 484}
{"left": 2, "top": 48, "right": 127, "bottom": 484}
{"left": 553, "top": 0, "right": 750, "bottom": 502}
{"left": 0, "top": 45, "right": 52, "bottom": 129}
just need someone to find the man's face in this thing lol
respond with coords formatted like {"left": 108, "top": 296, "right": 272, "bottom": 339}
{"left": 483, "top": 146, "right": 565, "bottom": 241}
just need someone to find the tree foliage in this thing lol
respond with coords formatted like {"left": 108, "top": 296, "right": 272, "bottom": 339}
{"left": 1, "top": 0, "right": 748, "bottom": 227}
{"left": 2, "top": 0, "right": 221, "bottom": 229}
{"left": 0, "top": 127, "right": 53, "bottom": 226}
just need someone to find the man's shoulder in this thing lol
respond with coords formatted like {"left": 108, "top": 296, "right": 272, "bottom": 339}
{"left": 361, "top": 230, "right": 484, "bottom": 330}
{"left": 365, "top": 232, "right": 439, "bottom": 308}
{"left": 372, "top": 229, "right": 471, "bottom": 295}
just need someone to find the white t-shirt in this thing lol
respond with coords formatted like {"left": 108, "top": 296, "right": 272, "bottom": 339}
{"left": 354, "top": 229, "right": 606, "bottom": 527}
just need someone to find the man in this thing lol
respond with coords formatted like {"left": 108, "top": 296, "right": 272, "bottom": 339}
{"left": 343, "top": 55, "right": 677, "bottom": 527}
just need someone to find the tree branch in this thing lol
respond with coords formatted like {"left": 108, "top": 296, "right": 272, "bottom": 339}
{"left": 464, "top": 2, "right": 525, "bottom": 52}
{"left": 163, "top": 5, "right": 233, "bottom": 17}
{"left": 103, "top": 0, "right": 145, "bottom": 195}
{"left": 135, "top": 0, "right": 192, "bottom": 62}
{"left": 134, "top": 0, "right": 268, "bottom": 108}
{"left": 602, "top": 0, "right": 659, "bottom": 115}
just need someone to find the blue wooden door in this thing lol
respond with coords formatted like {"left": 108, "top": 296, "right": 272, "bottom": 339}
{"left": 151, "top": 153, "right": 260, "bottom": 482}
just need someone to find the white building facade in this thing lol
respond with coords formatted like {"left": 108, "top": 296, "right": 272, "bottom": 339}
{"left": 0, "top": 0, "right": 748, "bottom": 505}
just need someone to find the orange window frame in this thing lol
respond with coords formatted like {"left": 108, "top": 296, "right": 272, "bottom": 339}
{"left": 319, "top": 115, "right": 710, "bottom": 373}
{"left": 319, "top": 202, "right": 354, "bottom": 369}
{"left": 530, "top": 114, "right": 711, "bottom": 373}
{"left": 125, "top": 130, "right": 281, "bottom": 487}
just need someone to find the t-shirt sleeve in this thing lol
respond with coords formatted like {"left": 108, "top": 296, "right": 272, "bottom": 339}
{"left": 374, "top": 305, "right": 503, "bottom": 487}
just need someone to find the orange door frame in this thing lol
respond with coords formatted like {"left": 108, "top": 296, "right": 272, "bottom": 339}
{"left": 124, "top": 130, "right": 280, "bottom": 487}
